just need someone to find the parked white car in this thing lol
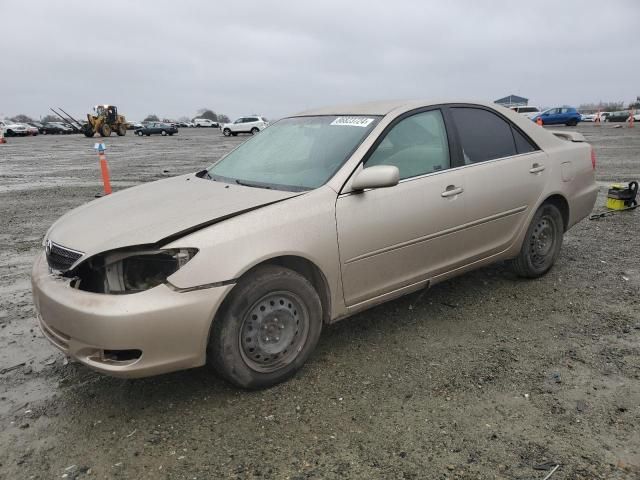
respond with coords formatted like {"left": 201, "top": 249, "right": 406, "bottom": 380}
{"left": 0, "top": 120, "right": 29, "bottom": 136}
{"left": 222, "top": 116, "right": 268, "bottom": 136}
{"left": 581, "top": 112, "right": 610, "bottom": 122}
{"left": 194, "top": 118, "right": 219, "bottom": 128}
{"left": 509, "top": 106, "right": 541, "bottom": 119}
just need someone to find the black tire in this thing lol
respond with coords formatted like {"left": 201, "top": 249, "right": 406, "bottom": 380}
{"left": 137, "top": 131, "right": 143, "bottom": 136}
{"left": 231, "top": 132, "right": 238, "bottom": 136}
{"left": 208, "top": 265, "right": 323, "bottom": 389}
{"left": 223, "top": 128, "right": 231, "bottom": 137}
{"left": 6, "top": 130, "right": 14, "bottom": 137}
{"left": 161, "top": 130, "right": 167, "bottom": 136}
{"left": 511, "top": 203, "right": 564, "bottom": 278}
{"left": 146, "top": 133, "right": 151, "bottom": 136}
{"left": 196, "top": 124, "right": 201, "bottom": 127}
{"left": 566, "top": 119, "right": 578, "bottom": 127}
{"left": 117, "top": 125, "right": 126, "bottom": 136}
{"left": 251, "top": 127, "right": 259, "bottom": 135}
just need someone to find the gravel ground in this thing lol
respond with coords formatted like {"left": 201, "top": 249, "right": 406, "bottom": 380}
{"left": 0, "top": 124, "right": 638, "bottom": 479}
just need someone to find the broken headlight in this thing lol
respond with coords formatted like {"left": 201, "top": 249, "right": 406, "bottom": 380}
{"left": 77, "top": 248, "right": 198, "bottom": 294}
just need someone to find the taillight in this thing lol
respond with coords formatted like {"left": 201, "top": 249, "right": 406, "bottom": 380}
{"left": 590, "top": 147, "right": 596, "bottom": 170}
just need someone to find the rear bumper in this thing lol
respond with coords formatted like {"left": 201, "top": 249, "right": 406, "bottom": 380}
{"left": 31, "top": 253, "right": 233, "bottom": 378}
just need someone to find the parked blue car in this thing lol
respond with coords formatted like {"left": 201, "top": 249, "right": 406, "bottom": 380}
{"left": 532, "top": 107, "right": 581, "bottom": 126}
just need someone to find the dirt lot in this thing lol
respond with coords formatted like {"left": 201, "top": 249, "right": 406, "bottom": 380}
{"left": 0, "top": 125, "right": 638, "bottom": 479}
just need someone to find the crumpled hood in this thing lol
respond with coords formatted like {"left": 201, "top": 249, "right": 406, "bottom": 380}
{"left": 46, "top": 173, "right": 299, "bottom": 260}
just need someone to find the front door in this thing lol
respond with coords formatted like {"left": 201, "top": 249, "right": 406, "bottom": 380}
{"left": 336, "top": 108, "right": 467, "bottom": 307}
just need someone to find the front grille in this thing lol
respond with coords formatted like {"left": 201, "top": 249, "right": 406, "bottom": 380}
{"left": 46, "top": 241, "right": 83, "bottom": 272}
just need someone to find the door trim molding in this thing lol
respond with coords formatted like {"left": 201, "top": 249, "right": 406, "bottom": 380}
{"left": 344, "top": 204, "right": 527, "bottom": 264}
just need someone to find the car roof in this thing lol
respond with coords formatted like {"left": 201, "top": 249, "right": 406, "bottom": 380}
{"left": 294, "top": 99, "right": 509, "bottom": 117}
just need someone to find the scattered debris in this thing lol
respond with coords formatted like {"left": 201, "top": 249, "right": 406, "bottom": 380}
{"left": 534, "top": 461, "right": 559, "bottom": 471}
{"left": 126, "top": 429, "right": 137, "bottom": 438}
{"left": 576, "top": 400, "right": 588, "bottom": 413}
{"left": 0, "top": 362, "right": 26, "bottom": 375}
{"left": 541, "top": 464, "right": 560, "bottom": 479}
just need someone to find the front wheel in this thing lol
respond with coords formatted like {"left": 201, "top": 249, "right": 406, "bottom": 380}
{"left": 251, "top": 127, "right": 260, "bottom": 135}
{"left": 100, "top": 125, "right": 111, "bottom": 137}
{"left": 117, "top": 125, "right": 126, "bottom": 136}
{"left": 208, "top": 266, "right": 323, "bottom": 389}
{"left": 566, "top": 119, "right": 578, "bottom": 127}
{"left": 510, "top": 203, "right": 564, "bottom": 278}
{"left": 161, "top": 130, "right": 167, "bottom": 136}
{"left": 223, "top": 128, "right": 231, "bottom": 136}
{"left": 137, "top": 131, "right": 143, "bottom": 136}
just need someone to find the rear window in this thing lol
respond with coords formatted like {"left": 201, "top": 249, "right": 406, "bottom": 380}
{"left": 519, "top": 107, "right": 539, "bottom": 113}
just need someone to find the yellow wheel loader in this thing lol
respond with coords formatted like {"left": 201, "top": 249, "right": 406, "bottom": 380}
{"left": 50, "top": 106, "right": 128, "bottom": 137}
{"left": 82, "top": 105, "right": 127, "bottom": 137}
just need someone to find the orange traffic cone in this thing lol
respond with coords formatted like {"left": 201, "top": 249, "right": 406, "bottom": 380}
{"left": 629, "top": 109, "right": 635, "bottom": 128}
{"left": 536, "top": 117, "right": 543, "bottom": 126}
{"left": 594, "top": 109, "right": 601, "bottom": 126}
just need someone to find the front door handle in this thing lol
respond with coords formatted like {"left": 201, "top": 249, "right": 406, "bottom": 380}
{"left": 441, "top": 185, "right": 464, "bottom": 197}
{"left": 529, "top": 163, "right": 545, "bottom": 174}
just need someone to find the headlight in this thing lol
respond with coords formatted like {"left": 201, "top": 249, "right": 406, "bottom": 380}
{"left": 77, "top": 248, "right": 198, "bottom": 294}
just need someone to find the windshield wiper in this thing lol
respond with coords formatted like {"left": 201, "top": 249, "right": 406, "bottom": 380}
{"left": 235, "top": 179, "right": 272, "bottom": 189}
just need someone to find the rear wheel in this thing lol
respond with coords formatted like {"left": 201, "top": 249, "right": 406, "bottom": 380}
{"left": 100, "top": 125, "right": 111, "bottom": 137}
{"left": 161, "top": 130, "right": 167, "bottom": 136}
{"left": 566, "top": 119, "right": 578, "bottom": 127}
{"left": 117, "top": 125, "right": 126, "bottom": 136}
{"left": 223, "top": 128, "right": 231, "bottom": 137}
{"left": 137, "top": 131, "right": 143, "bottom": 136}
{"left": 511, "top": 203, "right": 564, "bottom": 278}
{"left": 208, "top": 265, "right": 323, "bottom": 389}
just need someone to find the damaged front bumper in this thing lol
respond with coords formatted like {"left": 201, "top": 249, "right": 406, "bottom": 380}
{"left": 31, "top": 252, "right": 233, "bottom": 378}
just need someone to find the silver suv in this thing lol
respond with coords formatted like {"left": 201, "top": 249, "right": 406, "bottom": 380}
{"left": 222, "top": 116, "right": 268, "bottom": 136}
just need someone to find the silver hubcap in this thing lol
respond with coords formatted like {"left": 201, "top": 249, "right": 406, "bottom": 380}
{"left": 239, "top": 291, "right": 309, "bottom": 373}
{"left": 530, "top": 216, "right": 555, "bottom": 268}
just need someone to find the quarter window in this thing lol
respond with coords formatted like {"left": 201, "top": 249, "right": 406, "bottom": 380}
{"left": 365, "top": 110, "right": 450, "bottom": 179}
{"left": 512, "top": 127, "right": 536, "bottom": 154}
{"left": 451, "top": 107, "right": 518, "bottom": 164}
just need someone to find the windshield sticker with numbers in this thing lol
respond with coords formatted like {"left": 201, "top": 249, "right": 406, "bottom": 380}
{"left": 330, "top": 117, "right": 375, "bottom": 127}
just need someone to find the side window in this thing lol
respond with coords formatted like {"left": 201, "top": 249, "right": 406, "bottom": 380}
{"left": 365, "top": 110, "right": 450, "bottom": 180}
{"left": 450, "top": 107, "right": 517, "bottom": 164}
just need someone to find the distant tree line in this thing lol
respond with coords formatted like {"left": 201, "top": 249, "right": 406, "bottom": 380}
{"left": 142, "top": 109, "right": 232, "bottom": 124}
{"left": 578, "top": 98, "right": 640, "bottom": 112}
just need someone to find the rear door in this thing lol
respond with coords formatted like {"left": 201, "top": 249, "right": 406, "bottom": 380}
{"left": 245, "top": 117, "right": 259, "bottom": 131}
{"left": 336, "top": 108, "right": 466, "bottom": 306}
{"left": 447, "top": 106, "right": 548, "bottom": 262}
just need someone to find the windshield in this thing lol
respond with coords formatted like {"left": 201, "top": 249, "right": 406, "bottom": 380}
{"left": 208, "top": 115, "right": 380, "bottom": 191}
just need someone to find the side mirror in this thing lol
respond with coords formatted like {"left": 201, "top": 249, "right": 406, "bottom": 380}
{"left": 351, "top": 165, "right": 400, "bottom": 191}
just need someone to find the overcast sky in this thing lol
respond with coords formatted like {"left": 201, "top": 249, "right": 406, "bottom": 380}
{"left": 2, "top": 0, "right": 638, "bottom": 121}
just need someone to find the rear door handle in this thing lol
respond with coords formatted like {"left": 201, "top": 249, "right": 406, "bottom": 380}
{"left": 529, "top": 163, "right": 545, "bottom": 174}
{"left": 441, "top": 185, "right": 464, "bottom": 197}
